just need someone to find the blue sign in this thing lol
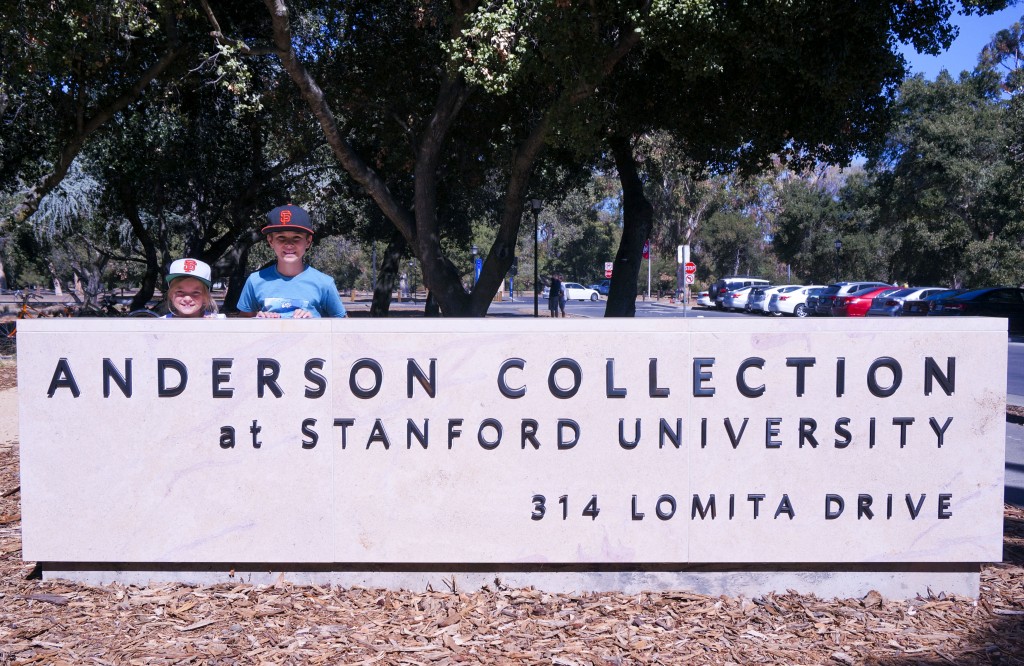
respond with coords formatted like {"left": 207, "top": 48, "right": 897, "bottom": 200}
{"left": 474, "top": 257, "right": 482, "bottom": 282}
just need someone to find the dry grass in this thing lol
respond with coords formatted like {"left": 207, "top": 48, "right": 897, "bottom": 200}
{"left": 1, "top": 362, "right": 1023, "bottom": 664}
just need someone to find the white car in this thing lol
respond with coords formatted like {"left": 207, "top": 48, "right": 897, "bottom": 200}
{"left": 769, "top": 285, "right": 826, "bottom": 317}
{"left": 562, "top": 282, "right": 600, "bottom": 301}
{"left": 695, "top": 291, "right": 714, "bottom": 307}
{"left": 722, "top": 285, "right": 756, "bottom": 311}
{"left": 756, "top": 285, "right": 800, "bottom": 315}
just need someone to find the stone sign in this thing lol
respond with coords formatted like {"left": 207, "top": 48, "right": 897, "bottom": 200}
{"left": 18, "top": 318, "right": 1006, "bottom": 566}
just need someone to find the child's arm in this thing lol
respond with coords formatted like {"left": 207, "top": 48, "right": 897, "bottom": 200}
{"left": 236, "top": 276, "right": 259, "bottom": 317}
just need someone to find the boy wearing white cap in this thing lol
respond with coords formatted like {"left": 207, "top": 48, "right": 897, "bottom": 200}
{"left": 236, "top": 204, "right": 347, "bottom": 318}
{"left": 164, "top": 258, "right": 224, "bottom": 318}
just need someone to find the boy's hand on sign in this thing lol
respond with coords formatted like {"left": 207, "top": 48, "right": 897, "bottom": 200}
{"left": 292, "top": 309, "right": 313, "bottom": 319}
{"left": 255, "top": 311, "right": 281, "bottom": 318}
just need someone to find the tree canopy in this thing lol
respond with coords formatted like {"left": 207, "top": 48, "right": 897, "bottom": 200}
{"left": 1, "top": 0, "right": 1018, "bottom": 313}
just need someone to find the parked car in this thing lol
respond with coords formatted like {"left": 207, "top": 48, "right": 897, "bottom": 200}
{"left": 831, "top": 285, "right": 899, "bottom": 317}
{"left": 927, "top": 287, "right": 1024, "bottom": 333}
{"left": 865, "top": 286, "right": 949, "bottom": 317}
{"left": 745, "top": 285, "right": 775, "bottom": 313}
{"left": 709, "top": 276, "right": 770, "bottom": 309}
{"left": 695, "top": 291, "right": 714, "bottom": 308}
{"left": 770, "top": 285, "right": 826, "bottom": 317}
{"left": 563, "top": 282, "right": 600, "bottom": 301}
{"left": 806, "top": 291, "right": 823, "bottom": 315}
{"left": 756, "top": 285, "right": 799, "bottom": 315}
{"left": 902, "top": 289, "right": 965, "bottom": 316}
{"left": 722, "top": 285, "right": 758, "bottom": 311}
{"left": 814, "top": 282, "right": 892, "bottom": 316}
{"left": 589, "top": 279, "right": 611, "bottom": 295}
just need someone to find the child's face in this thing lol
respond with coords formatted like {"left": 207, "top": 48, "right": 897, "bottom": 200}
{"left": 268, "top": 232, "right": 311, "bottom": 266}
{"left": 170, "top": 277, "right": 208, "bottom": 317}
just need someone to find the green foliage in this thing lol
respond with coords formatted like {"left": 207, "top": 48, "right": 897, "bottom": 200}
{"left": 772, "top": 178, "right": 844, "bottom": 283}
{"left": 308, "top": 236, "right": 365, "bottom": 290}
{"left": 979, "top": 14, "right": 1023, "bottom": 90}
{"left": 868, "top": 70, "right": 1020, "bottom": 286}
{"left": 443, "top": 1, "right": 528, "bottom": 94}
{"left": 542, "top": 186, "right": 620, "bottom": 284}
{"left": 3, "top": 0, "right": 1020, "bottom": 311}
{"left": 699, "top": 209, "right": 769, "bottom": 279}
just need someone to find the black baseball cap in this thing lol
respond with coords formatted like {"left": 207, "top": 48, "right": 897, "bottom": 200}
{"left": 262, "top": 204, "right": 314, "bottom": 235}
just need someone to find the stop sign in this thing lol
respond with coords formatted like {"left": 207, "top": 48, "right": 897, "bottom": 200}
{"left": 684, "top": 261, "right": 696, "bottom": 275}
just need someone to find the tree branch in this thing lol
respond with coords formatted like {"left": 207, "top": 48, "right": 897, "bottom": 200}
{"left": 198, "top": 0, "right": 279, "bottom": 56}
{"left": 473, "top": 9, "right": 647, "bottom": 313}
{"left": 263, "top": 0, "right": 416, "bottom": 243}
{"left": 6, "top": 42, "right": 187, "bottom": 230}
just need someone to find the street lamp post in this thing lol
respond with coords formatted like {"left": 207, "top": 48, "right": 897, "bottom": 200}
{"left": 470, "top": 244, "right": 478, "bottom": 287}
{"left": 530, "top": 199, "right": 542, "bottom": 317}
{"left": 834, "top": 239, "right": 843, "bottom": 282}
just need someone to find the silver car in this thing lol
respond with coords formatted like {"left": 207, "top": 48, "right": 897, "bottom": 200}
{"left": 745, "top": 285, "right": 775, "bottom": 313}
{"left": 722, "top": 285, "right": 757, "bottom": 311}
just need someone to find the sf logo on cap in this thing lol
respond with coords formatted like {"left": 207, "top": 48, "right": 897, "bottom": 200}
{"left": 184, "top": 259, "right": 198, "bottom": 272}
{"left": 280, "top": 210, "right": 293, "bottom": 224}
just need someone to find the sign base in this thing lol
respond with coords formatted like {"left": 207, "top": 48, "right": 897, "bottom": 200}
{"left": 40, "top": 562, "right": 981, "bottom": 599}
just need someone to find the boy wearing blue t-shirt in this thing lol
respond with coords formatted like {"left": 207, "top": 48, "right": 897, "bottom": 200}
{"left": 237, "top": 204, "right": 347, "bottom": 318}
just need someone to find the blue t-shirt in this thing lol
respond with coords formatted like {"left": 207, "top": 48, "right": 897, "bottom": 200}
{"left": 237, "top": 265, "right": 347, "bottom": 318}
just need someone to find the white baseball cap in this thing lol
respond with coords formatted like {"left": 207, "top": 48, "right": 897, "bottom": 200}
{"left": 166, "top": 258, "right": 212, "bottom": 288}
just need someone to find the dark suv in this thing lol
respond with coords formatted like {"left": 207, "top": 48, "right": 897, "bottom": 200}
{"left": 710, "top": 276, "right": 769, "bottom": 309}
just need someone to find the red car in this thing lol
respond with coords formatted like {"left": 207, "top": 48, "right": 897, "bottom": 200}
{"left": 831, "top": 286, "right": 898, "bottom": 317}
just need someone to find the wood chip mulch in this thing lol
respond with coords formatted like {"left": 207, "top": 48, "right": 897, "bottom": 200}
{"left": 0, "top": 364, "right": 15, "bottom": 392}
{"left": 1, "top": 373, "right": 1023, "bottom": 664}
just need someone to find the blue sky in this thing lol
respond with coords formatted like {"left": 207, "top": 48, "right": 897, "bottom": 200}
{"left": 899, "top": 5, "right": 1022, "bottom": 79}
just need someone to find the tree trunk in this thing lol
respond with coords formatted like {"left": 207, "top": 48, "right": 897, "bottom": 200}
{"left": 605, "top": 136, "right": 654, "bottom": 317}
{"left": 221, "top": 243, "right": 254, "bottom": 313}
{"left": 131, "top": 264, "right": 160, "bottom": 312}
{"left": 424, "top": 291, "right": 441, "bottom": 317}
{"left": 47, "top": 260, "right": 64, "bottom": 296}
{"left": 370, "top": 233, "right": 407, "bottom": 317}
{"left": 260, "top": 0, "right": 643, "bottom": 317}
{"left": 120, "top": 186, "right": 161, "bottom": 311}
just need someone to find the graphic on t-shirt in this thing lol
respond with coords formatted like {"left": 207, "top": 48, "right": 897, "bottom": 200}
{"left": 261, "top": 297, "right": 319, "bottom": 318}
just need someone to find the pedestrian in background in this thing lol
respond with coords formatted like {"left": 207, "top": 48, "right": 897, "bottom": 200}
{"left": 548, "top": 274, "right": 562, "bottom": 318}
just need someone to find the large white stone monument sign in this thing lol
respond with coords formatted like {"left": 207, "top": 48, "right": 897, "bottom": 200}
{"left": 17, "top": 318, "right": 1006, "bottom": 578}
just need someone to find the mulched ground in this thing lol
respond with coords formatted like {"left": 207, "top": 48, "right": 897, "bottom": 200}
{"left": 0, "top": 367, "right": 1022, "bottom": 664}
{"left": 0, "top": 365, "right": 15, "bottom": 392}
